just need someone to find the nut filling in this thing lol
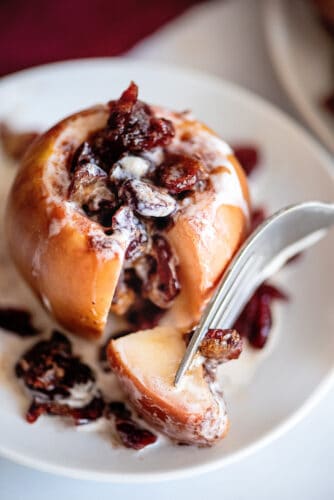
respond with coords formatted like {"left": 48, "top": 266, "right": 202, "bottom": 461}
{"left": 68, "top": 82, "right": 212, "bottom": 324}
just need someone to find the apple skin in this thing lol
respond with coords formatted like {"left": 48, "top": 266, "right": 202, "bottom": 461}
{"left": 108, "top": 326, "right": 229, "bottom": 446}
{"left": 6, "top": 104, "right": 249, "bottom": 339}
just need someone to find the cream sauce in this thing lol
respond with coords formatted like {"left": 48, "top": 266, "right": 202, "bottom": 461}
{"left": 0, "top": 108, "right": 262, "bottom": 449}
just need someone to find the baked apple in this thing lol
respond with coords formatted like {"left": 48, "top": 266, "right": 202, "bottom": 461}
{"left": 108, "top": 326, "right": 243, "bottom": 445}
{"left": 6, "top": 82, "right": 250, "bottom": 339}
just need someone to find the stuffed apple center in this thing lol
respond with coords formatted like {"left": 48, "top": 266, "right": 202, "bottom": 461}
{"left": 67, "top": 82, "right": 239, "bottom": 329}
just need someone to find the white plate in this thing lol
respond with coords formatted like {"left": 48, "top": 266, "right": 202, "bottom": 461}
{"left": 0, "top": 59, "right": 334, "bottom": 482}
{"left": 263, "top": 0, "right": 334, "bottom": 154}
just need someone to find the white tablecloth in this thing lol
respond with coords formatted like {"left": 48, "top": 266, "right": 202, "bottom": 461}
{"left": 1, "top": 1, "right": 333, "bottom": 498}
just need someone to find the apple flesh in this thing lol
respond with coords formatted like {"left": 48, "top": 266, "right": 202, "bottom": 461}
{"left": 108, "top": 326, "right": 229, "bottom": 446}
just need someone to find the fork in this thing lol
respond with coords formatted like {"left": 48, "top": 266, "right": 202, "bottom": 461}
{"left": 174, "top": 201, "right": 334, "bottom": 386}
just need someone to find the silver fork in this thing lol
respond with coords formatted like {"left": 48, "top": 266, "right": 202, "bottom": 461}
{"left": 174, "top": 201, "right": 334, "bottom": 386}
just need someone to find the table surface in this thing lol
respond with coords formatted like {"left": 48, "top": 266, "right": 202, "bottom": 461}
{"left": 1, "top": 0, "right": 333, "bottom": 498}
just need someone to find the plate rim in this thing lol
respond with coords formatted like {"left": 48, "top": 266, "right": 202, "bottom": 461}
{"left": 1, "top": 370, "right": 334, "bottom": 483}
{"left": 0, "top": 57, "right": 334, "bottom": 482}
{"left": 263, "top": 0, "right": 334, "bottom": 155}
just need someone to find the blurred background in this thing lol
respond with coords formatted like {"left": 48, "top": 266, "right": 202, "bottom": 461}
{"left": 1, "top": 0, "right": 332, "bottom": 151}
{"left": 0, "top": 0, "right": 207, "bottom": 76}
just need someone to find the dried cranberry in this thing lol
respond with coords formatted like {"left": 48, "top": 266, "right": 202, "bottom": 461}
{"left": 249, "top": 293, "right": 272, "bottom": 348}
{"left": 15, "top": 331, "right": 96, "bottom": 400}
{"left": 107, "top": 401, "right": 132, "bottom": 420}
{"left": 258, "top": 283, "right": 288, "bottom": 301}
{"left": 26, "top": 395, "right": 105, "bottom": 425}
{"left": 143, "top": 235, "right": 181, "bottom": 309}
{"left": 106, "top": 82, "right": 175, "bottom": 153}
{"left": 234, "top": 283, "right": 288, "bottom": 349}
{"left": 115, "top": 419, "right": 157, "bottom": 450}
{"left": 15, "top": 327, "right": 156, "bottom": 449}
{"left": 233, "top": 145, "right": 260, "bottom": 176}
{"left": 105, "top": 400, "right": 157, "bottom": 450}
{"left": 70, "top": 395, "right": 105, "bottom": 425}
{"left": 26, "top": 399, "right": 48, "bottom": 423}
{"left": 90, "top": 82, "right": 174, "bottom": 165}
{"left": 0, "top": 307, "right": 40, "bottom": 337}
{"left": 156, "top": 153, "right": 208, "bottom": 194}
{"left": 119, "top": 178, "right": 177, "bottom": 218}
{"left": 200, "top": 329, "right": 243, "bottom": 362}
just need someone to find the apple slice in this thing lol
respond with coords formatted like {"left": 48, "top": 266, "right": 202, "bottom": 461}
{"left": 6, "top": 106, "right": 126, "bottom": 339}
{"left": 107, "top": 326, "right": 229, "bottom": 446}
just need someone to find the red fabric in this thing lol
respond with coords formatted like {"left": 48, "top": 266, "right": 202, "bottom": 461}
{"left": 0, "top": 0, "right": 205, "bottom": 77}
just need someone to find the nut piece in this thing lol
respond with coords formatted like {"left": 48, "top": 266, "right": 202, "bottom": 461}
{"left": 199, "top": 328, "right": 243, "bottom": 362}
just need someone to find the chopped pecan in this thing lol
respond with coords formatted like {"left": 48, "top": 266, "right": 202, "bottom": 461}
{"left": 200, "top": 329, "right": 243, "bottom": 362}
{"left": 119, "top": 178, "right": 177, "bottom": 218}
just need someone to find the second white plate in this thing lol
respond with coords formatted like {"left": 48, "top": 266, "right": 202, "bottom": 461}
{"left": 264, "top": 0, "right": 334, "bottom": 154}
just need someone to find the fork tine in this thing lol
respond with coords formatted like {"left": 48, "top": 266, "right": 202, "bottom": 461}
{"left": 210, "top": 256, "right": 265, "bottom": 329}
{"left": 174, "top": 201, "right": 334, "bottom": 386}
{"left": 173, "top": 255, "right": 257, "bottom": 386}
{"left": 199, "top": 253, "right": 256, "bottom": 332}
{"left": 208, "top": 253, "right": 258, "bottom": 329}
